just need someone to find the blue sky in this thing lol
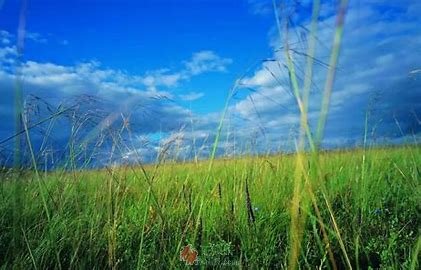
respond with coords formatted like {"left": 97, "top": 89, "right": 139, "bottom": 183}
{"left": 0, "top": 0, "right": 420, "bottom": 165}
{"left": 0, "top": 0, "right": 274, "bottom": 113}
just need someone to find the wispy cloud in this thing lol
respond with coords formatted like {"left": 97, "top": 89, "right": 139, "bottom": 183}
{"left": 179, "top": 91, "right": 205, "bottom": 101}
{"left": 248, "top": 0, "right": 272, "bottom": 15}
{"left": 0, "top": 29, "right": 49, "bottom": 45}
{"left": 25, "top": 31, "right": 48, "bottom": 44}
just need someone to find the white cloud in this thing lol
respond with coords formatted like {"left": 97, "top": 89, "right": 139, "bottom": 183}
{"left": 179, "top": 91, "right": 204, "bottom": 101}
{"left": 25, "top": 31, "right": 48, "bottom": 44}
{"left": 0, "top": 47, "right": 235, "bottom": 164}
{"left": 0, "top": 46, "right": 17, "bottom": 60}
{"left": 0, "top": 29, "right": 49, "bottom": 46}
{"left": 2, "top": 1, "right": 420, "bottom": 165}
{"left": 0, "top": 30, "right": 12, "bottom": 45}
{"left": 184, "top": 50, "right": 232, "bottom": 75}
{"left": 241, "top": 65, "right": 280, "bottom": 88}
{"left": 234, "top": 85, "right": 292, "bottom": 118}
{"left": 133, "top": 50, "right": 232, "bottom": 91}
{"left": 232, "top": 1, "right": 421, "bottom": 149}
{"left": 140, "top": 69, "right": 183, "bottom": 89}
{"left": 248, "top": 0, "right": 272, "bottom": 15}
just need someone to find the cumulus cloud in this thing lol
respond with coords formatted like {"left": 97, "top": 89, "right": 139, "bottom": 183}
{"left": 228, "top": 1, "right": 421, "bottom": 150}
{"left": 134, "top": 50, "right": 232, "bottom": 91}
{"left": 184, "top": 50, "right": 232, "bottom": 75}
{"left": 0, "top": 42, "right": 232, "bottom": 165}
{"left": 0, "top": 30, "right": 12, "bottom": 45}
{"left": 2, "top": 0, "right": 420, "bottom": 166}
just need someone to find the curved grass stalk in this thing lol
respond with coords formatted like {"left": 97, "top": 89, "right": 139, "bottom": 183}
{"left": 316, "top": 0, "right": 349, "bottom": 147}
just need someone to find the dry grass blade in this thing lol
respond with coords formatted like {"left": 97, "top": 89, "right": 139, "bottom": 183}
{"left": 245, "top": 177, "right": 255, "bottom": 224}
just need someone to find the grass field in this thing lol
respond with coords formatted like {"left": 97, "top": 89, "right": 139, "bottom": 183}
{"left": 1, "top": 1, "right": 419, "bottom": 269}
{"left": 0, "top": 145, "right": 419, "bottom": 269}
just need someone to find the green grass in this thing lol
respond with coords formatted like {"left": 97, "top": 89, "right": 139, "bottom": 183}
{"left": 0, "top": 145, "right": 419, "bottom": 269}
{"left": 2, "top": 1, "right": 418, "bottom": 269}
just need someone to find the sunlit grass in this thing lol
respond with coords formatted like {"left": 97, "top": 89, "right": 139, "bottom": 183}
{"left": 1, "top": 0, "right": 419, "bottom": 269}
{"left": 0, "top": 146, "right": 419, "bottom": 269}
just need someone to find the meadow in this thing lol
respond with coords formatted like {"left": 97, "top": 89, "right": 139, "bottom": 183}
{"left": 0, "top": 145, "right": 419, "bottom": 269}
{"left": 1, "top": 1, "right": 420, "bottom": 269}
